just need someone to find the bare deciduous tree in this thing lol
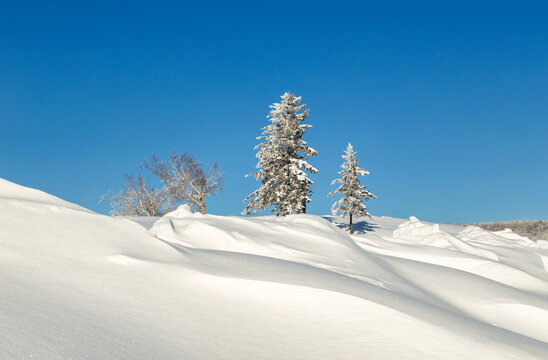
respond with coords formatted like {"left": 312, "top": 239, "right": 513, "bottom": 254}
{"left": 101, "top": 175, "right": 173, "bottom": 217}
{"left": 143, "top": 152, "right": 224, "bottom": 214}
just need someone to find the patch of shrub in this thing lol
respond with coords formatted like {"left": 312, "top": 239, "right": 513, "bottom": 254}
{"left": 472, "top": 220, "right": 548, "bottom": 241}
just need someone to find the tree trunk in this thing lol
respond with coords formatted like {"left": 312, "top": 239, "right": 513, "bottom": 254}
{"left": 302, "top": 200, "right": 307, "bottom": 214}
{"left": 200, "top": 195, "right": 206, "bottom": 214}
{"left": 349, "top": 213, "right": 353, "bottom": 234}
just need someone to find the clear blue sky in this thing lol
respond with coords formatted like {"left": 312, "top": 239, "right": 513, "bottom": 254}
{"left": 1, "top": 1, "right": 547, "bottom": 223}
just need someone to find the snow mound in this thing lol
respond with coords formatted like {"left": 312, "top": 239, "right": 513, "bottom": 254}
{"left": 494, "top": 228, "right": 533, "bottom": 241}
{"left": 393, "top": 216, "right": 453, "bottom": 247}
{"left": 460, "top": 225, "right": 537, "bottom": 246}
{"left": 164, "top": 203, "right": 193, "bottom": 218}
{"left": 392, "top": 217, "right": 498, "bottom": 260}
{"left": 151, "top": 212, "right": 364, "bottom": 269}
{"left": 1, "top": 179, "right": 548, "bottom": 359}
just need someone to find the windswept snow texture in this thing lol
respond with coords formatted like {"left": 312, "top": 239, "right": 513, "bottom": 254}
{"left": 1, "top": 180, "right": 548, "bottom": 359}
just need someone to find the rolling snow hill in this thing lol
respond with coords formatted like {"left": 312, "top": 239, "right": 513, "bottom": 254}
{"left": 1, "top": 178, "right": 548, "bottom": 359}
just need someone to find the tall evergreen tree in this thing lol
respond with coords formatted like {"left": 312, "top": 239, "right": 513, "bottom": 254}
{"left": 243, "top": 92, "right": 318, "bottom": 216}
{"left": 328, "top": 143, "right": 376, "bottom": 234}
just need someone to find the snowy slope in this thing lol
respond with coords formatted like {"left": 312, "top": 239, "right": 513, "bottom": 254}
{"left": 1, "top": 179, "right": 548, "bottom": 359}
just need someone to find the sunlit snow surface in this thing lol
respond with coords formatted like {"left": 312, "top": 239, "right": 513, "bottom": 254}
{"left": 1, "top": 179, "right": 548, "bottom": 359}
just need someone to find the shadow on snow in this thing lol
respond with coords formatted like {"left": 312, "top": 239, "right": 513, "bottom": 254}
{"left": 323, "top": 217, "right": 379, "bottom": 234}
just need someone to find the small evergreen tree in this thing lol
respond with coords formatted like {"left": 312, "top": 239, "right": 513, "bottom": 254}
{"left": 243, "top": 92, "right": 318, "bottom": 216}
{"left": 328, "top": 143, "right": 376, "bottom": 234}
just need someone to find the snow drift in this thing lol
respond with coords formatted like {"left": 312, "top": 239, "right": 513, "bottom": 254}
{"left": 1, "top": 179, "right": 548, "bottom": 359}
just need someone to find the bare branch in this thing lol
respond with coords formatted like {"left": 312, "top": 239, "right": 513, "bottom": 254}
{"left": 101, "top": 175, "right": 173, "bottom": 217}
{"left": 142, "top": 152, "right": 224, "bottom": 214}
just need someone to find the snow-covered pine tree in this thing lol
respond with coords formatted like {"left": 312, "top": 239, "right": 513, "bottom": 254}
{"left": 328, "top": 143, "right": 376, "bottom": 234}
{"left": 243, "top": 92, "right": 318, "bottom": 216}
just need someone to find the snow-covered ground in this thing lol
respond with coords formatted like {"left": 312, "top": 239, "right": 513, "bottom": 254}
{"left": 1, "top": 179, "right": 548, "bottom": 359}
